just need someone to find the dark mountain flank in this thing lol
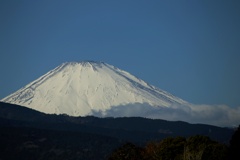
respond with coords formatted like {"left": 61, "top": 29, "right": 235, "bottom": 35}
{"left": 0, "top": 102, "right": 235, "bottom": 159}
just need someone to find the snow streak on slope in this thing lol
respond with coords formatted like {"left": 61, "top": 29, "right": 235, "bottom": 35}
{"left": 2, "top": 61, "right": 187, "bottom": 116}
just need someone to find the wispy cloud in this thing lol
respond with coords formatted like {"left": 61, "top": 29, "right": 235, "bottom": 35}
{"left": 92, "top": 103, "right": 240, "bottom": 127}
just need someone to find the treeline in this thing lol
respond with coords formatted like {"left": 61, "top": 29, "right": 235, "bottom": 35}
{"left": 109, "top": 126, "right": 240, "bottom": 160}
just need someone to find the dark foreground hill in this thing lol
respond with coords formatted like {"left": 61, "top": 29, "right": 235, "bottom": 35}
{"left": 0, "top": 102, "right": 235, "bottom": 159}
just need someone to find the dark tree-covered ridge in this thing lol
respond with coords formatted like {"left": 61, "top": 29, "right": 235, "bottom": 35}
{"left": 109, "top": 135, "right": 229, "bottom": 160}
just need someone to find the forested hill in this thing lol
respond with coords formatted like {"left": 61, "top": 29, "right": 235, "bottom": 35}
{"left": 0, "top": 102, "right": 236, "bottom": 159}
{"left": 0, "top": 102, "right": 234, "bottom": 143}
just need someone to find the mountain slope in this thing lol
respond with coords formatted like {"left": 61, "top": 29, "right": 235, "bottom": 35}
{"left": 0, "top": 102, "right": 234, "bottom": 144}
{"left": 1, "top": 61, "right": 187, "bottom": 116}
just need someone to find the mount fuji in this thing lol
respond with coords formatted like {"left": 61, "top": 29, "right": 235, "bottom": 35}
{"left": 2, "top": 61, "right": 188, "bottom": 117}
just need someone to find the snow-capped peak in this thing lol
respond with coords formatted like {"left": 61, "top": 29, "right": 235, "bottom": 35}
{"left": 2, "top": 61, "right": 188, "bottom": 116}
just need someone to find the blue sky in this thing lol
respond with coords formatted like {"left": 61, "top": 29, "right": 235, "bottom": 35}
{"left": 1, "top": 0, "right": 240, "bottom": 107}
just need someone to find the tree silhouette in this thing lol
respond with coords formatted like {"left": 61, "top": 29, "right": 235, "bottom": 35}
{"left": 109, "top": 135, "right": 229, "bottom": 160}
{"left": 145, "top": 137, "right": 186, "bottom": 160}
{"left": 108, "top": 142, "right": 144, "bottom": 160}
{"left": 229, "top": 125, "right": 240, "bottom": 160}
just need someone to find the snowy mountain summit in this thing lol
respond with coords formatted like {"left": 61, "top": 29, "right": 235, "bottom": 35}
{"left": 2, "top": 61, "right": 188, "bottom": 117}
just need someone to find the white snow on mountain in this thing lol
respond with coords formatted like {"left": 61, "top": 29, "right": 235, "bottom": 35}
{"left": 2, "top": 61, "right": 240, "bottom": 127}
{"left": 1, "top": 61, "right": 187, "bottom": 116}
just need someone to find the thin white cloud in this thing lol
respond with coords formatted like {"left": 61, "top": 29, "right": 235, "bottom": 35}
{"left": 92, "top": 103, "right": 240, "bottom": 127}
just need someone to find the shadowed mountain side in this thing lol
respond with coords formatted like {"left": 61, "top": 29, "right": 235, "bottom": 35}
{"left": 0, "top": 102, "right": 173, "bottom": 142}
{"left": 0, "top": 102, "right": 234, "bottom": 144}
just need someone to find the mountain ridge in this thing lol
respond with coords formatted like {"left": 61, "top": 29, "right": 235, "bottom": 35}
{"left": 0, "top": 101, "right": 233, "bottom": 144}
{"left": 2, "top": 61, "right": 188, "bottom": 116}
{"left": 0, "top": 101, "right": 234, "bottom": 159}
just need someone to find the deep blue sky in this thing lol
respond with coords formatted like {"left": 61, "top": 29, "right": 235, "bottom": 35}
{"left": 1, "top": 0, "right": 240, "bottom": 107}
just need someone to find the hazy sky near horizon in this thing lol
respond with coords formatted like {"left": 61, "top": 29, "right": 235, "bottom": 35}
{"left": 1, "top": 0, "right": 240, "bottom": 107}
